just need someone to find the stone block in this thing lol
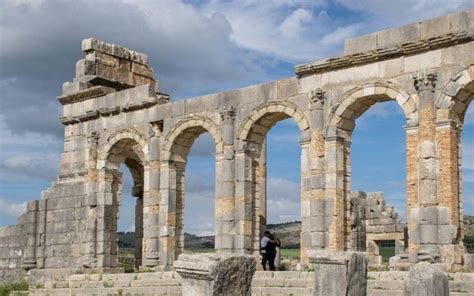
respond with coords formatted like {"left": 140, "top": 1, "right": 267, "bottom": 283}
{"left": 174, "top": 253, "right": 256, "bottom": 296}
{"left": 309, "top": 250, "right": 367, "bottom": 296}
{"left": 404, "top": 262, "right": 448, "bottom": 296}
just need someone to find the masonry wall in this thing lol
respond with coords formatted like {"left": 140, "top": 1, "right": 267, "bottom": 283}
{"left": 0, "top": 9, "right": 473, "bottom": 281}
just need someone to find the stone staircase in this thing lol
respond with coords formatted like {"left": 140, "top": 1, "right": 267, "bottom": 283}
{"left": 9, "top": 270, "right": 474, "bottom": 295}
{"left": 24, "top": 271, "right": 182, "bottom": 296}
{"left": 251, "top": 271, "right": 315, "bottom": 296}
{"left": 367, "top": 271, "right": 474, "bottom": 296}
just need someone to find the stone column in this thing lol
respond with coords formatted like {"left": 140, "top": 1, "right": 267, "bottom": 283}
{"left": 256, "top": 139, "right": 267, "bottom": 253}
{"left": 96, "top": 168, "right": 122, "bottom": 268}
{"left": 215, "top": 107, "right": 236, "bottom": 252}
{"left": 158, "top": 160, "right": 178, "bottom": 269}
{"left": 142, "top": 123, "right": 161, "bottom": 267}
{"left": 325, "top": 135, "right": 346, "bottom": 251}
{"left": 133, "top": 185, "right": 144, "bottom": 268}
{"left": 234, "top": 143, "right": 253, "bottom": 254}
{"left": 409, "top": 71, "right": 459, "bottom": 265}
{"left": 301, "top": 89, "right": 330, "bottom": 263}
{"left": 174, "top": 253, "right": 256, "bottom": 296}
{"left": 435, "top": 119, "right": 464, "bottom": 267}
{"left": 81, "top": 132, "right": 100, "bottom": 268}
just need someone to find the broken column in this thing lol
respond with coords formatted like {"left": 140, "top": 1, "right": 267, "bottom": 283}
{"left": 174, "top": 253, "right": 256, "bottom": 296}
{"left": 309, "top": 250, "right": 368, "bottom": 296}
{"left": 404, "top": 262, "right": 449, "bottom": 296}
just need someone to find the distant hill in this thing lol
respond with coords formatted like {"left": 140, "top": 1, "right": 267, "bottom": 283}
{"left": 119, "top": 215, "right": 474, "bottom": 250}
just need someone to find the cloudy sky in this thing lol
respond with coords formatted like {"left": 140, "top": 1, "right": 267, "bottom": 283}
{"left": 0, "top": 0, "right": 473, "bottom": 235}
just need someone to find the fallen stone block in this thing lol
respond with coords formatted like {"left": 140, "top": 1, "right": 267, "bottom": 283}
{"left": 174, "top": 253, "right": 256, "bottom": 296}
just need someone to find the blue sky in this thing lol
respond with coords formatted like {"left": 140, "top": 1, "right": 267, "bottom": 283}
{"left": 0, "top": 0, "right": 473, "bottom": 235}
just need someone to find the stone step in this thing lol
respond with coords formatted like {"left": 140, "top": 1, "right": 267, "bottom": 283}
{"left": 30, "top": 286, "right": 182, "bottom": 296}
{"left": 368, "top": 290, "right": 404, "bottom": 296}
{"left": 368, "top": 280, "right": 405, "bottom": 290}
{"left": 450, "top": 281, "right": 474, "bottom": 293}
{"left": 251, "top": 287, "right": 314, "bottom": 296}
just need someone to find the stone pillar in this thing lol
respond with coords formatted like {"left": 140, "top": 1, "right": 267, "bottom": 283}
{"left": 133, "top": 185, "right": 144, "bottom": 268}
{"left": 142, "top": 123, "right": 161, "bottom": 267}
{"left": 215, "top": 107, "right": 236, "bottom": 252}
{"left": 435, "top": 119, "right": 464, "bottom": 267}
{"left": 81, "top": 132, "right": 100, "bottom": 268}
{"left": 22, "top": 200, "right": 39, "bottom": 270}
{"left": 257, "top": 138, "right": 267, "bottom": 252}
{"left": 301, "top": 89, "right": 330, "bottom": 263}
{"left": 408, "top": 70, "right": 445, "bottom": 258}
{"left": 97, "top": 168, "right": 122, "bottom": 268}
{"left": 408, "top": 71, "right": 462, "bottom": 263}
{"left": 325, "top": 135, "right": 346, "bottom": 251}
{"left": 404, "top": 262, "right": 449, "bottom": 296}
{"left": 174, "top": 253, "right": 256, "bottom": 296}
{"left": 405, "top": 125, "right": 418, "bottom": 254}
{"left": 349, "top": 191, "right": 367, "bottom": 252}
{"left": 158, "top": 160, "right": 178, "bottom": 269}
{"left": 234, "top": 144, "right": 253, "bottom": 254}
{"left": 309, "top": 250, "right": 368, "bottom": 296}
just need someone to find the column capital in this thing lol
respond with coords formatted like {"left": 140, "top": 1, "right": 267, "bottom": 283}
{"left": 413, "top": 70, "right": 437, "bottom": 92}
{"left": 87, "top": 132, "right": 99, "bottom": 147}
{"left": 220, "top": 106, "right": 236, "bottom": 124}
{"left": 309, "top": 88, "right": 326, "bottom": 108}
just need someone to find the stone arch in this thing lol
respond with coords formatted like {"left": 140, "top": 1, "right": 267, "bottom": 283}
{"left": 234, "top": 101, "right": 311, "bottom": 259}
{"left": 161, "top": 115, "right": 224, "bottom": 162}
{"left": 434, "top": 65, "right": 474, "bottom": 249}
{"left": 436, "top": 65, "right": 474, "bottom": 124}
{"left": 95, "top": 129, "right": 149, "bottom": 268}
{"left": 323, "top": 81, "right": 416, "bottom": 252}
{"left": 236, "top": 101, "right": 310, "bottom": 145}
{"left": 158, "top": 115, "right": 224, "bottom": 266}
{"left": 98, "top": 129, "right": 149, "bottom": 168}
{"left": 325, "top": 81, "right": 417, "bottom": 138}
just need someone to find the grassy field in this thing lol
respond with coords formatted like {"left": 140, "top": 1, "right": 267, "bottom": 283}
{"left": 280, "top": 248, "right": 300, "bottom": 259}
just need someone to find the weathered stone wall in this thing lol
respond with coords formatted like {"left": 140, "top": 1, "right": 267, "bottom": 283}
{"left": 0, "top": 9, "right": 473, "bottom": 282}
{"left": 351, "top": 191, "right": 406, "bottom": 265}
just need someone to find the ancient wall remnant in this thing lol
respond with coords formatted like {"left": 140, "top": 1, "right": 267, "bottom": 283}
{"left": 0, "top": 10, "right": 473, "bottom": 283}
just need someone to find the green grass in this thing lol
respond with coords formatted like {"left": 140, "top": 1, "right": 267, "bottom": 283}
{"left": 379, "top": 246, "right": 396, "bottom": 263}
{"left": 280, "top": 248, "right": 300, "bottom": 259}
{"left": 0, "top": 281, "right": 29, "bottom": 296}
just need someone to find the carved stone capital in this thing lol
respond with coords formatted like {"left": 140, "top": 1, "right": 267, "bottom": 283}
{"left": 309, "top": 88, "right": 325, "bottom": 108}
{"left": 150, "top": 121, "right": 163, "bottom": 138}
{"left": 87, "top": 132, "right": 99, "bottom": 148}
{"left": 220, "top": 106, "right": 236, "bottom": 124}
{"left": 413, "top": 70, "right": 437, "bottom": 92}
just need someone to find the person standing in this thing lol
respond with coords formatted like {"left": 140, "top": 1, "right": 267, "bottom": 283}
{"left": 260, "top": 231, "right": 281, "bottom": 270}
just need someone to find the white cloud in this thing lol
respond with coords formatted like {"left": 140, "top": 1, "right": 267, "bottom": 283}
{"left": 267, "top": 177, "right": 301, "bottom": 223}
{"left": 0, "top": 198, "right": 27, "bottom": 218}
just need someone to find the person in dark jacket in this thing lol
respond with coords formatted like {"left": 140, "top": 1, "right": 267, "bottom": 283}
{"left": 260, "top": 231, "right": 281, "bottom": 270}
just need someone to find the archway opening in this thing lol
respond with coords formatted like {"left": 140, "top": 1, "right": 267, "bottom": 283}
{"left": 104, "top": 138, "right": 145, "bottom": 271}
{"left": 327, "top": 84, "right": 414, "bottom": 257}
{"left": 183, "top": 132, "right": 216, "bottom": 252}
{"left": 350, "top": 101, "right": 407, "bottom": 265}
{"left": 165, "top": 122, "right": 220, "bottom": 259}
{"left": 241, "top": 106, "right": 308, "bottom": 266}
{"left": 266, "top": 119, "right": 301, "bottom": 266}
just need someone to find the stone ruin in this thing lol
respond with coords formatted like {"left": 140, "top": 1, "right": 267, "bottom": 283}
{"left": 0, "top": 9, "right": 474, "bottom": 296}
{"left": 351, "top": 191, "right": 407, "bottom": 266}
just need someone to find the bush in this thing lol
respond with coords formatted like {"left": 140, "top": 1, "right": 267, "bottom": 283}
{"left": 0, "top": 281, "right": 28, "bottom": 296}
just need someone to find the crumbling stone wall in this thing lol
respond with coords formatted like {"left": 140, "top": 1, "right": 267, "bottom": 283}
{"left": 351, "top": 191, "right": 406, "bottom": 265}
{"left": 0, "top": 10, "right": 473, "bottom": 282}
